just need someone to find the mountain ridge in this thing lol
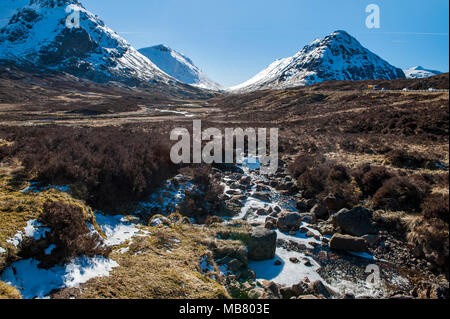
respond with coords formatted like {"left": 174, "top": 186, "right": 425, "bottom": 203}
{"left": 404, "top": 66, "right": 442, "bottom": 79}
{"left": 139, "top": 44, "right": 222, "bottom": 91}
{"left": 230, "top": 30, "right": 406, "bottom": 92}
{"left": 0, "top": 0, "right": 178, "bottom": 86}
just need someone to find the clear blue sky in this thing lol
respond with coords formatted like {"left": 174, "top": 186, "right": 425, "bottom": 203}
{"left": 82, "top": 0, "right": 449, "bottom": 87}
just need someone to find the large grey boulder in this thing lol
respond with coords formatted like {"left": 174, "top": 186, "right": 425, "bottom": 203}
{"left": 332, "top": 206, "right": 377, "bottom": 237}
{"left": 329, "top": 234, "right": 368, "bottom": 252}
{"left": 277, "top": 211, "right": 302, "bottom": 232}
{"left": 248, "top": 227, "right": 277, "bottom": 261}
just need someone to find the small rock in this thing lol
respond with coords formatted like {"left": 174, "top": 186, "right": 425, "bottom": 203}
{"left": 256, "top": 208, "right": 268, "bottom": 216}
{"left": 323, "top": 196, "right": 346, "bottom": 212}
{"left": 298, "top": 295, "right": 319, "bottom": 299}
{"left": 309, "top": 280, "right": 338, "bottom": 299}
{"left": 329, "top": 233, "right": 368, "bottom": 253}
{"left": 252, "top": 192, "right": 271, "bottom": 202}
{"left": 291, "top": 281, "right": 310, "bottom": 296}
{"left": 300, "top": 213, "right": 317, "bottom": 224}
{"left": 299, "top": 227, "right": 308, "bottom": 233}
{"left": 277, "top": 211, "right": 302, "bottom": 232}
{"left": 311, "top": 203, "right": 328, "bottom": 219}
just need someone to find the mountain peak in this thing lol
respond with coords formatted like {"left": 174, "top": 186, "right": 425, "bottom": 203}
{"left": 230, "top": 30, "right": 405, "bottom": 91}
{"left": 29, "top": 0, "right": 81, "bottom": 7}
{"left": 0, "top": 0, "right": 174, "bottom": 85}
{"left": 404, "top": 66, "right": 442, "bottom": 79}
{"left": 152, "top": 44, "right": 171, "bottom": 52}
{"left": 139, "top": 45, "right": 222, "bottom": 90}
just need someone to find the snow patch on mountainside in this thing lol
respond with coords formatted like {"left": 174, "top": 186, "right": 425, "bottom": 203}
{"left": 139, "top": 45, "right": 222, "bottom": 90}
{"left": 0, "top": 0, "right": 174, "bottom": 84}
{"left": 403, "top": 66, "right": 442, "bottom": 79}
{"left": 230, "top": 30, "right": 405, "bottom": 92}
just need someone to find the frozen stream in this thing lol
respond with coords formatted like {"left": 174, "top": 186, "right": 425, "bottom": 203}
{"left": 225, "top": 157, "right": 411, "bottom": 298}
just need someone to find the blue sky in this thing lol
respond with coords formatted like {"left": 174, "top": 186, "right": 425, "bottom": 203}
{"left": 82, "top": 0, "right": 449, "bottom": 86}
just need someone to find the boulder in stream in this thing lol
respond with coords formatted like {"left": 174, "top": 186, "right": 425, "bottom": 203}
{"left": 248, "top": 227, "right": 277, "bottom": 261}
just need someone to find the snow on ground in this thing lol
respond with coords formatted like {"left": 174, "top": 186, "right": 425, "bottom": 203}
{"left": 1, "top": 256, "right": 118, "bottom": 299}
{"left": 199, "top": 256, "right": 215, "bottom": 274}
{"left": 155, "top": 109, "right": 194, "bottom": 118}
{"left": 249, "top": 248, "right": 323, "bottom": 287}
{"left": 7, "top": 219, "right": 50, "bottom": 247}
{"left": 276, "top": 227, "right": 321, "bottom": 249}
{"left": 44, "top": 244, "right": 56, "bottom": 255}
{"left": 93, "top": 214, "right": 140, "bottom": 246}
{"left": 20, "top": 183, "right": 70, "bottom": 193}
{"left": 227, "top": 156, "right": 410, "bottom": 297}
{"left": 138, "top": 176, "right": 194, "bottom": 214}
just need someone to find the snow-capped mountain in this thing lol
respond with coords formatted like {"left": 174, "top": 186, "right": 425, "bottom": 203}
{"left": 139, "top": 45, "right": 222, "bottom": 91}
{"left": 230, "top": 30, "right": 405, "bottom": 92}
{"left": 403, "top": 66, "right": 442, "bottom": 79}
{"left": 0, "top": 0, "right": 174, "bottom": 85}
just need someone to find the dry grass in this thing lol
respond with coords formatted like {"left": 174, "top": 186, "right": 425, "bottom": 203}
{"left": 0, "top": 281, "right": 21, "bottom": 299}
{"left": 70, "top": 223, "right": 231, "bottom": 299}
{"left": 0, "top": 164, "right": 99, "bottom": 271}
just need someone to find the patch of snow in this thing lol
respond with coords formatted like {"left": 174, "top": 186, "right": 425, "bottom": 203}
{"left": 44, "top": 244, "right": 56, "bottom": 255}
{"left": 94, "top": 214, "right": 140, "bottom": 246}
{"left": 1, "top": 256, "right": 118, "bottom": 299}
{"left": 199, "top": 256, "right": 214, "bottom": 274}
{"left": 24, "top": 219, "right": 50, "bottom": 240}
{"left": 117, "top": 247, "right": 130, "bottom": 254}
{"left": 219, "top": 264, "right": 233, "bottom": 276}
{"left": 0, "top": 247, "right": 6, "bottom": 254}
{"left": 249, "top": 248, "right": 323, "bottom": 287}
{"left": 6, "top": 232, "right": 23, "bottom": 248}
{"left": 20, "top": 183, "right": 70, "bottom": 194}
{"left": 7, "top": 219, "right": 50, "bottom": 247}
{"left": 276, "top": 227, "right": 321, "bottom": 249}
{"left": 155, "top": 109, "right": 194, "bottom": 118}
{"left": 138, "top": 176, "right": 194, "bottom": 215}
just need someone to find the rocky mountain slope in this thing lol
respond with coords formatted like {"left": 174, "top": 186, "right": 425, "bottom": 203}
{"left": 404, "top": 66, "right": 442, "bottom": 79}
{"left": 139, "top": 45, "right": 222, "bottom": 91}
{"left": 0, "top": 0, "right": 177, "bottom": 86}
{"left": 230, "top": 30, "right": 405, "bottom": 92}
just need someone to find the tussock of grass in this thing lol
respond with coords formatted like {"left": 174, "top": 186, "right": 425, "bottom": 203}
{"left": 71, "top": 223, "right": 231, "bottom": 299}
{"left": 0, "top": 281, "right": 21, "bottom": 299}
{"left": 0, "top": 165, "right": 99, "bottom": 271}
